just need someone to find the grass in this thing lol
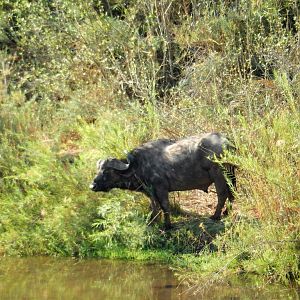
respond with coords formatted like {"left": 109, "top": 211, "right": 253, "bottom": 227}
{"left": 0, "top": 0, "right": 299, "bottom": 288}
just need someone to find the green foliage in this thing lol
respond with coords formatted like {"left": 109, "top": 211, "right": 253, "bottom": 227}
{"left": 90, "top": 195, "right": 148, "bottom": 251}
{"left": 0, "top": 0, "right": 299, "bottom": 287}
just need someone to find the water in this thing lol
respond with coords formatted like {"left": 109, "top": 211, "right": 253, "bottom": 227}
{"left": 0, "top": 257, "right": 298, "bottom": 300}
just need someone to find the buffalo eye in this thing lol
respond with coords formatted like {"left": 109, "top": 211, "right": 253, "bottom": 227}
{"left": 101, "top": 170, "right": 110, "bottom": 181}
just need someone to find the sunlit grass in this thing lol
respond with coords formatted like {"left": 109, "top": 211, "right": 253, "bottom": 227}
{"left": 0, "top": 0, "right": 299, "bottom": 286}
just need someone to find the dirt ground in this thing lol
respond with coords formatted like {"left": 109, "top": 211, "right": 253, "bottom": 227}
{"left": 170, "top": 185, "right": 219, "bottom": 217}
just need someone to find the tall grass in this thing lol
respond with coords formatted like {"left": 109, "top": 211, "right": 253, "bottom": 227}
{"left": 174, "top": 105, "right": 299, "bottom": 286}
{"left": 0, "top": 0, "right": 299, "bottom": 286}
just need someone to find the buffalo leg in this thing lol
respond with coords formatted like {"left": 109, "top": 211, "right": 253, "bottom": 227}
{"left": 210, "top": 169, "right": 230, "bottom": 220}
{"left": 154, "top": 186, "right": 172, "bottom": 229}
{"left": 149, "top": 197, "right": 161, "bottom": 223}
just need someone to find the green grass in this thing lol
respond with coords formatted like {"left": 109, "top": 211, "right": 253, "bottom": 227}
{"left": 0, "top": 0, "right": 299, "bottom": 287}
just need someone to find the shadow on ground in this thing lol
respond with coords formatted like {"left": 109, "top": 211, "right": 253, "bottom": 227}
{"left": 158, "top": 205, "right": 226, "bottom": 254}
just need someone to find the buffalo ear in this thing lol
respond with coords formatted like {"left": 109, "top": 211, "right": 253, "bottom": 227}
{"left": 107, "top": 158, "right": 130, "bottom": 171}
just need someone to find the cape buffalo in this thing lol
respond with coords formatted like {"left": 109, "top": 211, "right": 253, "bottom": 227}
{"left": 90, "top": 132, "right": 236, "bottom": 229}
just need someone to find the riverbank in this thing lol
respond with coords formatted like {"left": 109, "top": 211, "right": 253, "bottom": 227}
{"left": 1, "top": 257, "right": 298, "bottom": 300}
{"left": 0, "top": 0, "right": 299, "bottom": 288}
{"left": 0, "top": 96, "right": 298, "bottom": 286}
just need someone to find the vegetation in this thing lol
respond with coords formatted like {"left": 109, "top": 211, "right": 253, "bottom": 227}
{"left": 0, "top": 0, "right": 299, "bottom": 287}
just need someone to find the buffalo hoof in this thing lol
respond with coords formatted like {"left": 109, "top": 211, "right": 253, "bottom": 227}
{"left": 164, "top": 223, "right": 173, "bottom": 231}
{"left": 223, "top": 208, "right": 229, "bottom": 216}
{"left": 210, "top": 215, "right": 221, "bottom": 221}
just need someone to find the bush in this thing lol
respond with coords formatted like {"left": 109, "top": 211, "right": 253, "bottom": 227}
{"left": 0, "top": 0, "right": 299, "bottom": 286}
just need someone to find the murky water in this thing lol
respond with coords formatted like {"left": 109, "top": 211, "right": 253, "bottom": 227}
{"left": 0, "top": 257, "right": 298, "bottom": 300}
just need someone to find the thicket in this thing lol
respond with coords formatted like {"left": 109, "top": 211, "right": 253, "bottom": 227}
{"left": 0, "top": 0, "right": 299, "bottom": 287}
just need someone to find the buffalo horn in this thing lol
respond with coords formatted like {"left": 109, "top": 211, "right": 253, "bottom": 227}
{"left": 107, "top": 158, "right": 130, "bottom": 171}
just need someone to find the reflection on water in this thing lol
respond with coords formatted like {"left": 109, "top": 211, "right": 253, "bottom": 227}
{"left": 0, "top": 257, "right": 298, "bottom": 300}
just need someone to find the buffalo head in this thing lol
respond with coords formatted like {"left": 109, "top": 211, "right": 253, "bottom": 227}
{"left": 90, "top": 157, "right": 133, "bottom": 192}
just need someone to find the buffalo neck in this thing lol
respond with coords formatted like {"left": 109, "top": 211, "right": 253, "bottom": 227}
{"left": 115, "top": 174, "right": 144, "bottom": 192}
